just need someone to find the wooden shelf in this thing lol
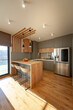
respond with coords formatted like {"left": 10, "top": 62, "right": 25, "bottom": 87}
{"left": 39, "top": 48, "right": 54, "bottom": 53}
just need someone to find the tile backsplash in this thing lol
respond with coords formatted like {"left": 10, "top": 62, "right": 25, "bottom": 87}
{"left": 41, "top": 52, "right": 54, "bottom": 59}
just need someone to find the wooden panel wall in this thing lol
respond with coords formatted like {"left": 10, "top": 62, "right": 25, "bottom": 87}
{"left": 12, "top": 37, "right": 21, "bottom": 52}
{"left": 30, "top": 62, "right": 43, "bottom": 88}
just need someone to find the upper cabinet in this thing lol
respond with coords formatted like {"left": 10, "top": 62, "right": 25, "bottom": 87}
{"left": 39, "top": 48, "right": 54, "bottom": 53}
{"left": 23, "top": 39, "right": 32, "bottom": 52}
{"left": 12, "top": 37, "right": 32, "bottom": 53}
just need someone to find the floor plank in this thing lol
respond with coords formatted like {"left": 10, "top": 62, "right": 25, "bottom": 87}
{"left": 0, "top": 70, "right": 73, "bottom": 110}
{"left": 0, "top": 88, "right": 14, "bottom": 110}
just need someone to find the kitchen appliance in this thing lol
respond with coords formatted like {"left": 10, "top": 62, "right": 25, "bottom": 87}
{"left": 54, "top": 48, "right": 70, "bottom": 76}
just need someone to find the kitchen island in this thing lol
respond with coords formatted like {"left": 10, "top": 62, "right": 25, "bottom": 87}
{"left": 11, "top": 60, "right": 43, "bottom": 88}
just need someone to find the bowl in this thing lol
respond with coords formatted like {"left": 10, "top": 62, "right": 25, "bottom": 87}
{"left": 23, "top": 58, "right": 28, "bottom": 61}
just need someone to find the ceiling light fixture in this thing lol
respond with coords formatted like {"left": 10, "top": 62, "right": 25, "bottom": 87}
{"left": 51, "top": 33, "right": 54, "bottom": 36}
{"left": 39, "top": 37, "right": 40, "bottom": 40}
{"left": 22, "top": 0, "right": 26, "bottom": 8}
{"left": 43, "top": 24, "right": 46, "bottom": 28}
{"left": 8, "top": 19, "right": 10, "bottom": 24}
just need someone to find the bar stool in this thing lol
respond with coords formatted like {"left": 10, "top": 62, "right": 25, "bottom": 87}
{"left": 11, "top": 64, "right": 17, "bottom": 75}
{"left": 20, "top": 67, "right": 30, "bottom": 90}
{"left": 15, "top": 65, "right": 21, "bottom": 70}
{"left": 15, "top": 65, "right": 22, "bottom": 76}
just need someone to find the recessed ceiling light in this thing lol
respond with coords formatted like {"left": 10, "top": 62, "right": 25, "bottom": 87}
{"left": 22, "top": 0, "right": 25, "bottom": 8}
{"left": 8, "top": 19, "right": 10, "bottom": 24}
{"left": 51, "top": 33, "right": 54, "bottom": 36}
{"left": 43, "top": 24, "right": 46, "bottom": 28}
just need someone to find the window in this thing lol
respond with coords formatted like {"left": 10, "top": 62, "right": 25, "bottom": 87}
{"left": 0, "top": 46, "right": 10, "bottom": 76}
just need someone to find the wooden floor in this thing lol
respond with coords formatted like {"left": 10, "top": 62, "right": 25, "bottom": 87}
{"left": 0, "top": 70, "right": 73, "bottom": 110}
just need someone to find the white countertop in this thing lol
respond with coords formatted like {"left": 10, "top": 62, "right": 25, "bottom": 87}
{"left": 33, "top": 59, "right": 54, "bottom": 62}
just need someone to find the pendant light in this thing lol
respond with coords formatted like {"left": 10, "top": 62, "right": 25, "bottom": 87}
{"left": 22, "top": 44, "right": 25, "bottom": 48}
{"left": 29, "top": 42, "right": 32, "bottom": 47}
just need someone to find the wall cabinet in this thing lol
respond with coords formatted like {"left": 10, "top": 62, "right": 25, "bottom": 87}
{"left": 39, "top": 48, "right": 54, "bottom": 53}
{"left": 23, "top": 39, "right": 32, "bottom": 52}
{"left": 12, "top": 37, "right": 32, "bottom": 53}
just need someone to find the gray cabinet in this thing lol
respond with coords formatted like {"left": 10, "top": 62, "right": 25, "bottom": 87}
{"left": 43, "top": 61, "right": 54, "bottom": 72}
{"left": 34, "top": 60, "right": 54, "bottom": 72}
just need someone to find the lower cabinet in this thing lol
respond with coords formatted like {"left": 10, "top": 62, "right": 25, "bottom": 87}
{"left": 43, "top": 61, "right": 54, "bottom": 72}
{"left": 34, "top": 60, "right": 54, "bottom": 72}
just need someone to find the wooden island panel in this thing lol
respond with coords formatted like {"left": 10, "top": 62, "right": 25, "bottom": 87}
{"left": 30, "top": 62, "right": 43, "bottom": 88}
{"left": 11, "top": 60, "right": 43, "bottom": 88}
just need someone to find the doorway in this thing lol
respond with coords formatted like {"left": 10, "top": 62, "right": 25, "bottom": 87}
{"left": 0, "top": 45, "right": 10, "bottom": 76}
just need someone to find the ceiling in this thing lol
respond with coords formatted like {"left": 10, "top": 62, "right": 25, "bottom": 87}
{"left": 0, "top": 0, "right": 73, "bottom": 42}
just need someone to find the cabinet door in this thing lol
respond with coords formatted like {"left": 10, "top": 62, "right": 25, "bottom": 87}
{"left": 23, "top": 39, "right": 28, "bottom": 52}
{"left": 39, "top": 48, "right": 54, "bottom": 53}
{"left": 39, "top": 49, "right": 42, "bottom": 53}
{"left": 49, "top": 48, "right": 54, "bottom": 52}
{"left": 43, "top": 61, "right": 54, "bottom": 71}
{"left": 28, "top": 39, "right": 32, "bottom": 52}
{"left": 43, "top": 61, "right": 48, "bottom": 70}
{"left": 23, "top": 39, "right": 32, "bottom": 52}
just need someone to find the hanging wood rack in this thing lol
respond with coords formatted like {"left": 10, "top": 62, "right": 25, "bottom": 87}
{"left": 12, "top": 27, "right": 36, "bottom": 39}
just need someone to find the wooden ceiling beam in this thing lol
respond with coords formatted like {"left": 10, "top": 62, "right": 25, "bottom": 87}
{"left": 16, "top": 28, "right": 33, "bottom": 39}
{"left": 12, "top": 27, "right": 36, "bottom": 39}
{"left": 13, "top": 28, "right": 26, "bottom": 37}
{"left": 14, "top": 27, "right": 32, "bottom": 39}
{"left": 20, "top": 31, "right": 36, "bottom": 39}
{"left": 20, "top": 30, "right": 36, "bottom": 39}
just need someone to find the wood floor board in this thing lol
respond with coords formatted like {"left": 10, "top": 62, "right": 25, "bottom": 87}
{"left": 0, "top": 70, "right": 73, "bottom": 110}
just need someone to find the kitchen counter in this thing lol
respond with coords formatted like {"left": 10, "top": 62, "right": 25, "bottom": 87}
{"left": 33, "top": 59, "right": 54, "bottom": 61}
{"left": 12, "top": 60, "right": 43, "bottom": 66}
{"left": 11, "top": 60, "right": 43, "bottom": 88}
{"left": 33, "top": 59, "right": 54, "bottom": 72}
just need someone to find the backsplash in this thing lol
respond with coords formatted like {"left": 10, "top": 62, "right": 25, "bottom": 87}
{"left": 11, "top": 52, "right": 32, "bottom": 61}
{"left": 40, "top": 52, "right": 54, "bottom": 59}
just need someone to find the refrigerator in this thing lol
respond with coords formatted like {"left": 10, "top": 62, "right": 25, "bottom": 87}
{"left": 54, "top": 48, "right": 70, "bottom": 77}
